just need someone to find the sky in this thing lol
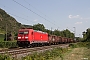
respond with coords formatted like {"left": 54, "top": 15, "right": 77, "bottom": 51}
{"left": 0, "top": 0, "right": 90, "bottom": 37}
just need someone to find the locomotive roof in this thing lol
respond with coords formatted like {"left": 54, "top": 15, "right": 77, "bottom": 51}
{"left": 20, "top": 29, "right": 29, "bottom": 31}
{"left": 19, "top": 28, "right": 48, "bottom": 34}
{"left": 34, "top": 30, "right": 48, "bottom": 34}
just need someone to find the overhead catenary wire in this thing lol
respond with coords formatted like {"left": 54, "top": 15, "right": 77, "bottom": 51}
{"left": 23, "top": 0, "right": 58, "bottom": 24}
{"left": 23, "top": 0, "right": 47, "bottom": 17}
{"left": 2, "top": 5, "right": 34, "bottom": 23}
{"left": 1, "top": 7, "right": 47, "bottom": 31}
{"left": 1, "top": 0, "right": 61, "bottom": 30}
{"left": 0, "top": 4, "right": 50, "bottom": 30}
{"left": 9, "top": 13, "right": 33, "bottom": 23}
{"left": 12, "top": 0, "right": 57, "bottom": 26}
{"left": 21, "top": 0, "right": 62, "bottom": 30}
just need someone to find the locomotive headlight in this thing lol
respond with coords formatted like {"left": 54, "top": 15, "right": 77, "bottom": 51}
{"left": 18, "top": 37, "right": 21, "bottom": 39}
{"left": 25, "top": 37, "right": 28, "bottom": 39}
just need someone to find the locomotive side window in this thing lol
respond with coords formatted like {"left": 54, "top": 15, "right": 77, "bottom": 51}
{"left": 24, "top": 31, "right": 28, "bottom": 34}
{"left": 19, "top": 31, "right": 28, "bottom": 34}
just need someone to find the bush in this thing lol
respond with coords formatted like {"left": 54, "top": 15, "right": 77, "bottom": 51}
{"left": 22, "top": 47, "right": 68, "bottom": 60}
{"left": 69, "top": 43, "right": 78, "bottom": 48}
{"left": 69, "top": 42, "right": 90, "bottom": 49}
{"left": 0, "top": 54, "right": 12, "bottom": 60}
{"left": 0, "top": 41, "right": 18, "bottom": 48}
{"left": 77, "top": 42, "right": 90, "bottom": 47}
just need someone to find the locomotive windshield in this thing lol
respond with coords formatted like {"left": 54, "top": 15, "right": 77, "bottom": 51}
{"left": 19, "top": 31, "right": 28, "bottom": 34}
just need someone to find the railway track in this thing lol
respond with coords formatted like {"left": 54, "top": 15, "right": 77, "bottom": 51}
{"left": 0, "top": 44, "right": 69, "bottom": 59}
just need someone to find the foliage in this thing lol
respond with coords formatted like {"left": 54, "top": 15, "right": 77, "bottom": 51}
{"left": 0, "top": 34, "right": 4, "bottom": 41}
{"left": 0, "top": 41, "right": 18, "bottom": 48}
{"left": 53, "top": 29, "right": 74, "bottom": 38}
{"left": 61, "top": 29, "right": 74, "bottom": 38}
{"left": 45, "top": 29, "right": 51, "bottom": 35}
{"left": 69, "top": 42, "right": 90, "bottom": 49}
{"left": 0, "top": 29, "right": 5, "bottom": 33}
{"left": 0, "top": 54, "right": 12, "bottom": 60}
{"left": 53, "top": 29, "right": 61, "bottom": 36}
{"left": 75, "top": 37, "right": 83, "bottom": 42}
{"left": 33, "top": 23, "right": 46, "bottom": 32}
{"left": 82, "top": 28, "right": 90, "bottom": 42}
{"left": 0, "top": 8, "right": 22, "bottom": 33}
{"left": 22, "top": 47, "right": 68, "bottom": 60}
{"left": 69, "top": 43, "right": 78, "bottom": 48}
{"left": 32, "top": 23, "right": 75, "bottom": 39}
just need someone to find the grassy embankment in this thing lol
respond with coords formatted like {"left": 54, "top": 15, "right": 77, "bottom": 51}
{"left": 55, "top": 42, "right": 90, "bottom": 60}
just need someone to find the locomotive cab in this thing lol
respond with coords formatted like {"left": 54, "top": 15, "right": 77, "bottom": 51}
{"left": 17, "top": 28, "right": 49, "bottom": 47}
{"left": 17, "top": 28, "right": 33, "bottom": 47}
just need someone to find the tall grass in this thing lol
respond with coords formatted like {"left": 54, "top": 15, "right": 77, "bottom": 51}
{"left": 22, "top": 47, "right": 68, "bottom": 60}
{"left": 0, "top": 54, "right": 11, "bottom": 60}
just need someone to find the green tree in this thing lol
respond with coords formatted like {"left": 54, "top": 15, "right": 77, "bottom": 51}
{"left": 60, "top": 29, "right": 74, "bottom": 38}
{"left": 33, "top": 23, "right": 45, "bottom": 31}
{"left": 82, "top": 31, "right": 86, "bottom": 40}
{"left": 86, "top": 28, "right": 90, "bottom": 40}
{"left": 45, "top": 29, "right": 51, "bottom": 35}
{"left": 53, "top": 29, "right": 60, "bottom": 36}
{"left": 82, "top": 28, "right": 90, "bottom": 42}
{"left": 60, "top": 31, "right": 64, "bottom": 37}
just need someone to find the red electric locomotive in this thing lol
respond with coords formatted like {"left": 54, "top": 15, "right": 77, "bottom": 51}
{"left": 17, "top": 28, "right": 49, "bottom": 47}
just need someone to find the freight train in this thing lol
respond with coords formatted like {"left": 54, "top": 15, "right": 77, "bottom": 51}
{"left": 17, "top": 28, "right": 74, "bottom": 47}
